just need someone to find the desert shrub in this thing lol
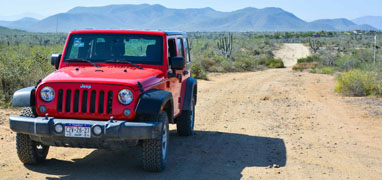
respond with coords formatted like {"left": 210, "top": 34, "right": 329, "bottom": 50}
{"left": 355, "top": 49, "right": 374, "bottom": 63}
{"left": 0, "top": 45, "right": 60, "bottom": 106}
{"left": 335, "top": 69, "right": 382, "bottom": 96}
{"left": 191, "top": 61, "right": 208, "bottom": 80}
{"left": 297, "top": 56, "right": 319, "bottom": 63}
{"left": 220, "top": 60, "right": 235, "bottom": 72}
{"left": 309, "top": 68, "right": 317, "bottom": 73}
{"left": 336, "top": 55, "right": 361, "bottom": 71}
{"left": 264, "top": 58, "right": 284, "bottom": 68}
{"left": 318, "top": 50, "right": 338, "bottom": 66}
{"left": 319, "top": 67, "right": 335, "bottom": 74}
{"left": 292, "top": 62, "right": 319, "bottom": 71}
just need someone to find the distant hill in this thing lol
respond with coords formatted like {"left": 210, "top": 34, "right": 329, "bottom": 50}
{"left": 0, "top": 17, "right": 38, "bottom": 30}
{"left": 352, "top": 16, "right": 382, "bottom": 30}
{"left": 0, "top": 26, "right": 26, "bottom": 34}
{"left": 307, "top": 18, "right": 376, "bottom": 31}
{"left": 0, "top": 4, "right": 378, "bottom": 32}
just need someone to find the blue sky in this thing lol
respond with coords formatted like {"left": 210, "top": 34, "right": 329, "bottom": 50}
{"left": 0, "top": 0, "right": 381, "bottom": 21}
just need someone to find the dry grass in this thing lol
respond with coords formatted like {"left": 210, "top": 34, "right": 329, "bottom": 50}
{"left": 292, "top": 62, "right": 319, "bottom": 71}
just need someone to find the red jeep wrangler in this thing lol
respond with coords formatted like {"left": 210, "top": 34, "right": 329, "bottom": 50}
{"left": 9, "top": 30, "right": 197, "bottom": 172}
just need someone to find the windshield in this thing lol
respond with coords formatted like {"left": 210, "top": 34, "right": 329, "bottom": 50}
{"left": 63, "top": 33, "right": 164, "bottom": 65}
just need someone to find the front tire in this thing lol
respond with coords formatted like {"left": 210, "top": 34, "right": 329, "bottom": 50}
{"left": 142, "top": 111, "right": 169, "bottom": 172}
{"left": 176, "top": 96, "right": 195, "bottom": 136}
{"left": 16, "top": 107, "right": 49, "bottom": 164}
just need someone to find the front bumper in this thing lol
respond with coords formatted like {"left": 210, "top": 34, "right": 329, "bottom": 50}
{"left": 9, "top": 115, "right": 162, "bottom": 141}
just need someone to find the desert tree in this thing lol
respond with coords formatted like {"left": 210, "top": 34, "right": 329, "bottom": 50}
{"left": 309, "top": 38, "right": 321, "bottom": 54}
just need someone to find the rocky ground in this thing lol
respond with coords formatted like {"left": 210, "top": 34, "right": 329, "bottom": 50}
{"left": 0, "top": 44, "right": 381, "bottom": 179}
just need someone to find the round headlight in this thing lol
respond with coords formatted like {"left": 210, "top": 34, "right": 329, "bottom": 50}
{"left": 40, "top": 86, "right": 55, "bottom": 102}
{"left": 118, "top": 89, "right": 133, "bottom": 105}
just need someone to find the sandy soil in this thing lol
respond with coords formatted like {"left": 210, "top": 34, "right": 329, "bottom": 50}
{"left": 0, "top": 44, "right": 381, "bottom": 179}
{"left": 274, "top": 43, "right": 311, "bottom": 67}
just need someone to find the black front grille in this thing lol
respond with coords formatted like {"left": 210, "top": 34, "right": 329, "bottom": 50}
{"left": 56, "top": 89, "right": 113, "bottom": 114}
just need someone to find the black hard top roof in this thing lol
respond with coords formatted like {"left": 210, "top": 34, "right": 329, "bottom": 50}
{"left": 165, "top": 31, "right": 187, "bottom": 37}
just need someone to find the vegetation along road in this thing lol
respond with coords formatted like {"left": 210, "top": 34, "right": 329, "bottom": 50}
{"left": 0, "top": 44, "right": 381, "bottom": 179}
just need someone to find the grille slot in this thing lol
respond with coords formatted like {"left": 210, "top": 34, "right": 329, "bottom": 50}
{"left": 73, "top": 90, "right": 80, "bottom": 113}
{"left": 107, "top": 91, "right": 113, "bottom": 114}
{"left": 65, "top": 90, "right": 72, "bottom": 112}
{"left": 82, "top": 90, "right": 88, "bottom": 113}
{"left": 57, "top": 90, "right": 63, "bottom": 112}
{"left": 90, "top": 90, "right": 96, "bottom": 113}
{"left": 98, "top": 91, "right": 105, "bottom": 114}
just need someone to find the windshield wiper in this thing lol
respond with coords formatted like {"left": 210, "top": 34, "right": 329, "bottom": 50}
{"left": 104, "top": 60, "right": 144, "bottom": 70}
{"left": 65, "top": 58, "right": 101, "bottom": 68}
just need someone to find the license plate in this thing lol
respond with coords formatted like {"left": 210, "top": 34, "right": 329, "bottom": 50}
{"left": 65, "top": 123, "right": 91, "bottom": 138}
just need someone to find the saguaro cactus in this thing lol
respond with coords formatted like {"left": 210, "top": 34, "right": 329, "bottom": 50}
{"left": 217, "top": 33, "right": 233, "bottom": 58}
{"left": 309, "top": 38, "right": 321, "bottom": 54}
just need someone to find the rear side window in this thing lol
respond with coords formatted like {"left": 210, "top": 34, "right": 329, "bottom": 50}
{"left": 176, "top": 38, "right": 184, "bottom": 57}
{"left": 183, "top": 38, "right": 190, "bottom": 62}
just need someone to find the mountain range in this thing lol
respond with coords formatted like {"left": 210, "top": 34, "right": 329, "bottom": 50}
{"left": 352, "top": 16, "right": 382, "bottom": 30}
{"left": 0, "top": 4, "right": 379, "bottom": 32}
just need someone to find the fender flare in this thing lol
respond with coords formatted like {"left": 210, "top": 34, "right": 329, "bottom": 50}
{"left": 182, "top": 77, "right": 197, "bottom": 111}
{"left": 12, "top": 86, "right": 35, "bottom": 107}
{"left": 135, "top": 89, "right": 174, "bottom": 121}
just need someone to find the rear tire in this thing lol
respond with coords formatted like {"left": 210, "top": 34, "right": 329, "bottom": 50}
{"left": 176, "top": 97, "right": 195, "bottom": 136}
{"left": 16, "top": 107, "right": 49, "bottom": 164}
{"left": 142, "top": 111, "right": 169, "bottom": 172}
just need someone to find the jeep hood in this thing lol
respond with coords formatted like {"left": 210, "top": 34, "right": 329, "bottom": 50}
{"left": 41, "top": 66, "right": 165, "bottom": 89}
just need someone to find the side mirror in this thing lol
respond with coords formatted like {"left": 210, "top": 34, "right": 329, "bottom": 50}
{"left": 170, "top": 56, "right": 185, "bottom": 70}
{"left": 51, "top": 53, "right": 62, "bottom": 70}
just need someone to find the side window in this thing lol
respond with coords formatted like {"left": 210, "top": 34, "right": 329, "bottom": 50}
{"left": 168, "top": 38, "right": 177, "bottom": 68}
{"left": 183, "top": 38, "right": 190, "bottom": 62}
{"left": 176, "top": 38, "right": 184, "bottom": 57}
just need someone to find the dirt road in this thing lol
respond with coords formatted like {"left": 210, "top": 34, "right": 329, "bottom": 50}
{"left": 0, "top": 44, "right": 382, "bottom": 179}
{"left": 274, "top": 43, "right": 311, "bottom": 67}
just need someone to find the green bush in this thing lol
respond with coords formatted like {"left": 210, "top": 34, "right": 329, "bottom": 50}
{"left": 297, "top": 56, "right": 319, "bottom": 63}
{"left": 319, "top": 67, "right": 335, "bottom": 74}
{"left": 0, "top": 45, "right": 60, "bottom": 106}
{"left": 336, "top": 55, "right": 361, "bottom": 71}
{"left": 191, "top": 61, "right": 208, "bottom": 80}
{"left": 335, "top": 69, "right": 382, "bottom": 96}
{"left": 264, "top": 58, "right": 284, "bottom": 68}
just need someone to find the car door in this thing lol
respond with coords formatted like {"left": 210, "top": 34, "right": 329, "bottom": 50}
{"left": 167, "top": 37, "right": 181, "bottom": 116}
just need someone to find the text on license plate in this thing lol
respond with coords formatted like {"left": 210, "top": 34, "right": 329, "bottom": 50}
{"left": 65, "top": 123, "right": 91, "bottom": 138}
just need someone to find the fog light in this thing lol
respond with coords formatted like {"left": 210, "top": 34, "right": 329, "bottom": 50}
{"left": 54, "top": 124, "right": 64, "bottom": 133}
{"left": 123, "top": 109, "right": 131, "bottom": 117}
{"left": 39, "top": 105, "right": 46, "bottom": 113}
{"left": 93, "top": 125, "right": 103, "bottom": 136}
